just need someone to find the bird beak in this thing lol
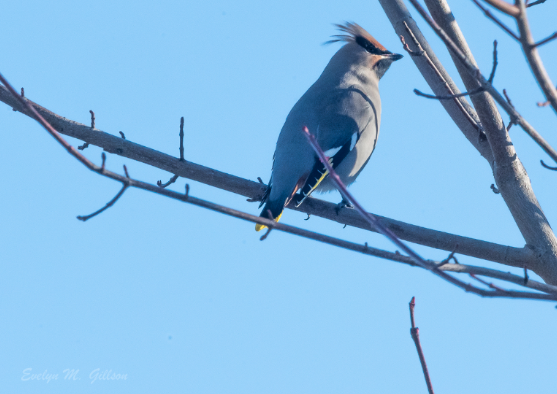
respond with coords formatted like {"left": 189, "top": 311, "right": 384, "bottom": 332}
{"left": 388, "top": 53, "right": 404, "bottom": 61}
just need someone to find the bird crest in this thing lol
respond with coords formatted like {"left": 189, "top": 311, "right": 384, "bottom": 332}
{"left": 325, "top": 22, "right": 390, "bottom": 55}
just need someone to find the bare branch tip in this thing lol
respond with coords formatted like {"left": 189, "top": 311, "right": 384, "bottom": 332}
{"left": 77, "top": 142, "right": 90, "bottom": 150}
{"left": 101, "top": 152, "right": 106, "bottom": 172}
{"left": 179, "top": 116, "right": 185, "bottom": 161}
{"left": 157, "top": 174, "right": 179, "bottom": 188}
{"left": 119, "top": 131, "right": 126, "bottom": 139}
{"left": 540, "top": 160, "right": 557, "bottom": 171}
{"left": 527, "top": 0, "right": 547, "bottom": 8}
{"left": 533, "top": 31, "right": 557, "bottom": 48}
{"left": 491, "top": 184, "right": 501, "bottom": 194}
{"left": 89, "top": 110, "right": 95, "bottom": 129}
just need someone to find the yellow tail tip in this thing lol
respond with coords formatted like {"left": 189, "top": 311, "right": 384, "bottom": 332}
{"left": 255, "top": 212, "right": 283, "bottom": 232}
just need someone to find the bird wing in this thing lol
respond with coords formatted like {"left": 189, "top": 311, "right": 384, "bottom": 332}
{"left": 295, "top": 88, "right": 373, "bottom": 206}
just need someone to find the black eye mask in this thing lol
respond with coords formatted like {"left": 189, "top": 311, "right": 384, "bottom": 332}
{"left": 355, "top": 36, "right": 391, "bottom": 56}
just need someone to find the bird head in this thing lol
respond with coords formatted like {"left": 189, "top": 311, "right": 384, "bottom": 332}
{"left": 326, "top": 22, "right": 403, "bottom": 80}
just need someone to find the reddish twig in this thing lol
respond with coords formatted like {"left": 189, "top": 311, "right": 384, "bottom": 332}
{"left": 470, "top": 273, "right": 508, "bottom": 292}
{"left": 302, "top": 125, "right": 550, "bottom": 299}
{"left": 399, "top": 35, "right": 425, "bottom": 56}
{"left": 482, "top": 0, "right": 520, "bottom": 16}
{"left": 409, "top": 297, "right": 434, "bottom": 394}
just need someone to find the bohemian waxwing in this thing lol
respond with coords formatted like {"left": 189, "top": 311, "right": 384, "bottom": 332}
{"left": 256, "top": 22, "right": 402, "bottom": 231}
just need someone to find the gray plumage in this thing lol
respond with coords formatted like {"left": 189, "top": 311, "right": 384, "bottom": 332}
{"left": 256, "top": 22, "right": 402, "bottom": 231}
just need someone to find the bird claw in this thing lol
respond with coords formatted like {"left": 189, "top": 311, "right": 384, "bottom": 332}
{"left": 335, "top": 199, "right": 353, "bottom": 215}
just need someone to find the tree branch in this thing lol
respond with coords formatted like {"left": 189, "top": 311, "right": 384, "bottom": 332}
{"left": 3, "top": 71, "right": 555, "bottom": 300}
{"left": 0, "top": 84, "right": 536, "bottom": 271}
{"left": 413, "top": 0, "right": 557, "bottom": 285}
{"left": 482, "top": 0, "right": 520, "bottom": 16}
{"left": 378, "top": 2, "right": 494, "bottom": 165}
{"left": 477, "top": 0, "right": 557, "bottom": 115}
{"left": 514, "top": 0, "right": 557, "bottom": 115}
{"left": 409, "top": 297, "right": 434, "bottom": 394}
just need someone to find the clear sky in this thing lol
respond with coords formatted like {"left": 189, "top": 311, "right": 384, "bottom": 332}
{"left": 1, "top": 0, "right": 557, "bottom": 393}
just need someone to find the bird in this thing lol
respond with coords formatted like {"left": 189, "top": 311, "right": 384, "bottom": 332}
{"left": 255, "top": 22, "right": 402, "bottom": 231}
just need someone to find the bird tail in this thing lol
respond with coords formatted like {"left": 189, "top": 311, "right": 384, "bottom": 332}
{"left": 255, "top": 199, "right": 285, "bottom": 231}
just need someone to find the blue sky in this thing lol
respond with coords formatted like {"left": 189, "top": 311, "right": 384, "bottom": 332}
{"left": 1, "top": 0, "right": 557, "bottom": 393}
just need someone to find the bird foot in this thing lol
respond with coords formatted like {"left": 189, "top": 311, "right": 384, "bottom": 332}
{"left": 335, "top": 199, "right": 353, "bottom": 215}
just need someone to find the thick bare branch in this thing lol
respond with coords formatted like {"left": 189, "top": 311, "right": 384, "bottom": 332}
{"left": 377, "top": 0, "right": 494, "bottom": 164}
{"left": 417, "top": 0, "right": 557, "bottom": 285}
{"left": 3, "top": 72, "right": 557, "bottom": 300}
{"left": 0, "top": 84, "right": 535, "bottom": 270}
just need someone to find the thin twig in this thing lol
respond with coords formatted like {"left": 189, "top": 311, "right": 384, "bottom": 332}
{"left": 524, "top": 267, "right": 529, "bottom": 285}
{"left": 503, "top": 89, "right": 515, "bottom": 108}
{"left": 488, "top": 40, "right": 498, "bottom": 83}
{"left": 20, "top": 87, "right": 24, "bottom": 97}
{"left": 410, "top": 0, "right": 557, "bottom": 166}
{"left": 533, "top": 32, "right": 557, "bottom": 48}
{"left": 540, "top": 160, "right": 557, "bottom": 171}
{"left": 514, "top": 1, "right": 557, "bottom": 115}
{"left": 77, "top": 182, "right": 129, "bottom": 221}
{"left": 472, "top": 0, "right": 520, "bottom": 41}
{"left": 437, "top": 245, "right": 459, "bottom": 268}
{"left": 482, "top": 0, "right": 520, "bottom": 16}
{"left": 101, "top": 152, "right": 106, "bottom": 172}
{"left": 491, "top": 184, "right": 501, "bottom": 194}
{"left": 399, "top": 35, "right": 425, "bottom": 56}
{"left": 414, "top": 87, "right": 484, "bottom": 100}
{"left": 527, "top": 0, "right": 547, "bottom": 8}
{"left": 302, "top": 125, "right": 550, "bottom": 299}
{"left": 119, "top": 131, "right": 126, "bottom": 139}
{"left": 157, "top": 174, "right": 179, "bottom": 188}
{"left": 409, "top": 297, "right": 434, "bottom": 394}
{"left": 470, "top": 273, "right": 508, "bottom": 292}
{"left": 77, "top": 142, "right": 90, "bottom": 150}
{"left": 179, "top": 116, "right": 185, "bottom": 161}
{"left": 401, "top": 21, "right": 484, "bottom": 135}
{"left": 89, "top": 110, "right": 95, "bottom": 128}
